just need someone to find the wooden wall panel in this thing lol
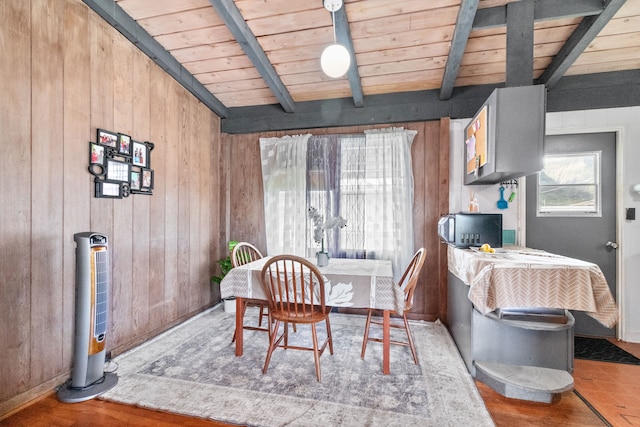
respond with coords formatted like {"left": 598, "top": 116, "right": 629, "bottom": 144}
{"left": 222, "top": 120, "right": 450, "bottom": 321}
{"left": 30, "top": 0, "right": 65, "bottom": 384}
{"left": 148, "top": 64, "right": 168, "bottom": 330}
{"left": 0, "top": 0, "right": 222, "bottom": 414}
{"left": 111, "top": 34, "right": 135, "bottom": 345}
{"left": 0, "top": 0, "right": 32, "bottom": 403}
{"left": 61, "top": 0, "right": 91, "bottom": 370}
{"left": 131, "top": 52, "right": 151, "bottom": 335}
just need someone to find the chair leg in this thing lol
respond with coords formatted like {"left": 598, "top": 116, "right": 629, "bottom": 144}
{"left": 258, "top": 306, "right": 264, "bottom": 327}
{"left": 360, "top": 309, "right": 373, "bottom": 359}
{"left": 311, "top": 323, "right": 321, "bottom": 382}
{"left": 263, "top": 319, "right": 281, "bottom": 375}
{"left": 403, "top": 313, "right": 418, "bottom": 364}
{"left": 326, "top": 316, "right": 333, "bottom": 355}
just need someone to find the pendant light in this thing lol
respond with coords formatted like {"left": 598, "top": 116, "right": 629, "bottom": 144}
{"left": 320, "top": 0, "right": 351, "bottom": 78}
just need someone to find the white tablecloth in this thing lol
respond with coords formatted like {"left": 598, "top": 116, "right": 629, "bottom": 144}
{"left": 220, "top": 257, "right": 405, "bottom": 312}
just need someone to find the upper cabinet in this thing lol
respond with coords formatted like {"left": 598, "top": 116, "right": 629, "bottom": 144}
{"left": 464, "top": 85, "right": 546, "bottom": 185}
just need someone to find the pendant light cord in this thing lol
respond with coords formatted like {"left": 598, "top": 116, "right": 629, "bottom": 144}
{"left": 332, "top": 9, "right": 337, "bottom": 43}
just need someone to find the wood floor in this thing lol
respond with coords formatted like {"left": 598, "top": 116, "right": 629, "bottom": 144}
{"left": 2, "top": 340, "right": 640, "bottom": 426}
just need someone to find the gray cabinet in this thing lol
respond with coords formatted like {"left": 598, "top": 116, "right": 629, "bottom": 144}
{"left": 447, "top": 272, "right": 574, "bottom": 403}
{"left": 464, "top": 85, "right": 546, "bottom": 185}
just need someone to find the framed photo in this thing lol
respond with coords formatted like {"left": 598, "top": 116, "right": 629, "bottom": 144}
{"left": 106, "top": 159, "right": 131, "bottom": 182}
{"left": 97, "top": 128, "right": 118, "bottom": 148}
{"left": 95, "top": 180, "right": 122, "bottom": 199}
{"left": 130, "top": 170, "right": 141, "bottom": 191}
{"left": 132, "top": 141, "right": 149, "bottom": 168}
{"left": 118, "top": 133, "right": 132, "bottom": 156}
{"left": 88, "top": 142, "right": 106, "bottom": 177}
{"left": 141, "top": 168, "right": 154, "bottom": 190}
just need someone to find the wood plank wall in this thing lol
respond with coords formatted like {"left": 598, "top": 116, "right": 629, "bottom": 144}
{"left": 0, "top": 0, "right": 222, "bottom": 414}
{"left": 221, "top": 119, "right": 450, "bottom": 321}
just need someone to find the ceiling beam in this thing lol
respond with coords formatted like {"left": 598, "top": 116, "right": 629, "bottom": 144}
{"left": 473, "top": 0, "right": 604, "bottom": 30}
{"left": 506, "top": 1, "right": 534, "bottom": 87}
{"left": 208, "top": 0, "right": 296, "bottom": 113}
{"left": 440, "top": 0, "right": 480, "bottom": 101}
{"left": 334, "top": 5, "right": 364, "bottom": 108}
{"left": 221, "top": 70, "right": 640, "bottom": 134}
{"left": 82, "top": 0, "right": 229, "bottom": 118}
{"left": 537, "top": 0, "right": 627, "bottom": 88}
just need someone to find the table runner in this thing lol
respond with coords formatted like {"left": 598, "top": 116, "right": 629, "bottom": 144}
{"left": 448, "top": 246, "right": 618, "bottom": 328}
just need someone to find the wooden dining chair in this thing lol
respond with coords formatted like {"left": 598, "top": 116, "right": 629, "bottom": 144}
{"left": 361, "top": 248, "right": 426, "bottom": 365}
{"left": 231, "top": 242, "right": 270, "bottom": 342}
{"left": 260, "top": 255, "right": 334, "bottom": 382}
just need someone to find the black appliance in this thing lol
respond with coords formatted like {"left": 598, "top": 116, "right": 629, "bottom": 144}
{"left": 438, "top": 213, "right": 503, "bottom": 248}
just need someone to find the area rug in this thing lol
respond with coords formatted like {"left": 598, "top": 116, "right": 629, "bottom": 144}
{"left": 100, "top": 306, "right": 494, "bottom": 427}
{"left": 574, "top": 336, "right": 640, "bottom": 365}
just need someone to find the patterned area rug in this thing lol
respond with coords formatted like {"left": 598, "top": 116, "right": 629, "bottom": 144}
{"left": 101, "top": 306, "right": 494, "bottom": 426}
{"left": 574, "top": 336, "right": 640, "bottom": 365}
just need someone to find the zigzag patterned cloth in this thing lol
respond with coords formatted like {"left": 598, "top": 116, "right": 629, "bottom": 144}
{"left": 448, "top": 246, "right": 618, "bottom": 328}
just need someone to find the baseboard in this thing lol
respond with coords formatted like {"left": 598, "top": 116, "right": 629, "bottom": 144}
{"left": 0, "top": 372, "right": 68, "bottom": 419}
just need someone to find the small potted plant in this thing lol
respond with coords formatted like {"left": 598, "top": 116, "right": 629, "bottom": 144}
{"left": 308, "top": 207, "right": 347, "bottom": 267}
{"left": 211, "top": 240, "right": 238, "bottom": 312}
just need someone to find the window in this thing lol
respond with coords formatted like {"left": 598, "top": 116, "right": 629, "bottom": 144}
{"left": 260, "top": 129, "right": 417, "bottom": 280}
{"left": 537, "top": 152, "right": 601, "bottom": 217}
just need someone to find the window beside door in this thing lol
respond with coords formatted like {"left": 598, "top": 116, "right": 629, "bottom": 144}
{"left": 537, "top": 151, "right": 601, "bottom": 217}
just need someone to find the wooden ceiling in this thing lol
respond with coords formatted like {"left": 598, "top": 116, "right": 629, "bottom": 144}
{"left": 86, "top": 0, "right": 640, "bottom": 133}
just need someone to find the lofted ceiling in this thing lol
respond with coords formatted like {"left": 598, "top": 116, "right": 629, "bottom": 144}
{"left": 85, "top": 0, "right": 640, "bottom": 133}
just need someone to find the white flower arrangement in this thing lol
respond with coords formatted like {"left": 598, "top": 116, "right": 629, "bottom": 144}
{"left": 308, "top": 207, "right": 347, "bottom": 253}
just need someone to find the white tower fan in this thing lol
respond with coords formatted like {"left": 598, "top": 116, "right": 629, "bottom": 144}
{"left": 57, "top": 232, "right": 118, "bottom": 402}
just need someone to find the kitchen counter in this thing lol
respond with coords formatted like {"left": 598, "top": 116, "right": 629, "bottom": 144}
{"left": 445, "top": 245, "right": 618, "bottom": 403}
{"left": 448, "top": 245, "right": 618, "bottom": 328}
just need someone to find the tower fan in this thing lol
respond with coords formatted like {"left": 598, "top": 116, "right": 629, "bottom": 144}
{"left": 58, "top": 232, "right": 118, "bottom": 402}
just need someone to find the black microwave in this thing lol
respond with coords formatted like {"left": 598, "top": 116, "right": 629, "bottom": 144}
{"left": 438, "top": 213, "right": 502, "bottom": 248}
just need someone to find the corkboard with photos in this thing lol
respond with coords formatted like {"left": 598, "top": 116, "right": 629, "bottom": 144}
{"left": 89, "top": 128, "right": 154, "bottom": 198}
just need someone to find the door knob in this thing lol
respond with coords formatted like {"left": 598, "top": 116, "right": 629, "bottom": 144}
{"left": 605, "top": 241, "right": 618, "bottom": 249}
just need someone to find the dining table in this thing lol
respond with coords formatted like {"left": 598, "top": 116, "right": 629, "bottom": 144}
{"left": 220, "top": 256, "right": 404, "bottom": 374}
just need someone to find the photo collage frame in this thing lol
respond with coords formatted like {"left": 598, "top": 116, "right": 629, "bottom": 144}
{"left": 89, "top": 128, "right": 154, "bottom": 198}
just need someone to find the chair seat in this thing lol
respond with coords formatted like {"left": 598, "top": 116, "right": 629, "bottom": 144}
{"left": 271, "top": 304, "right": 329, "bottom": 324}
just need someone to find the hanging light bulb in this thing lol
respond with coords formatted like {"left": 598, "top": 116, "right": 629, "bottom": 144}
{"left": 321, "top": 0, "right": 351, "bottom": 79}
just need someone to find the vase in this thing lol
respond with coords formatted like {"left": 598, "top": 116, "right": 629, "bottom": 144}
{"left": 316, "top": 251, "right": 329, "bottom": 267}
{"left": 223, "top": 297, "right": 236, "bottom": 313}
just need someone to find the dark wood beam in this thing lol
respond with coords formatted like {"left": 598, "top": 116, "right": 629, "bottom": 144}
{"left": 221, "top": 70, "right": 640, "bottom": 134}
{"left": 334, "top": 5, "right": 364, "bottom": 108}
{"left": 82, "top": 0, "right": 229, "bottom": 118}
{"left": 506, "top": 1, "right": 534, "bottom": 87}
{"left": 537, "top": 0, "right": 627, "bottom": 89}
{"left": 473, "top": 0, "right": 604, "bottom": 29}
{"left": 208, "top": 0, "right": 296, "bottom": 113}
{"left": 440, "top": 0, "right": 480, "bottom": 101}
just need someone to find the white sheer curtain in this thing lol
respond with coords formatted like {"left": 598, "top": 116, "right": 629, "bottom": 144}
{"left": 358, "top": 128, "right": 417, "bottom": 279}
{"left": 259, "top": 128, "right": 417, "bottom": 281}
{"left": 259, "top": 134, "right": 311, "bottom": 255}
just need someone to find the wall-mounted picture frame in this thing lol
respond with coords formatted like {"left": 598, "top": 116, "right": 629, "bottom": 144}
{"left": 88, "top": 142, "right": 106, "bottom": 177}
{"left": 130, "top": 170, "right": 141, "bottom": 191}
{"left": 97, "top": 128, "right": 118, "bottom": 148}
{"left": 95, "top": 180, "right": 123, "bottom": 199}
{"left": 141, "top": 168, "right": 154, "bottom": 190}
{"left": 132, "top": 141, "right": 149, "bottom": 168}
{"left": 106, "top": 159, "right": 131, "bottom": 182}
{"left": 118, "top": 133, "right": 132, "bottom": 156}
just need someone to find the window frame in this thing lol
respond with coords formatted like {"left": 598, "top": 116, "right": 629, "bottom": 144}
{"left": 536, "top": 151, "right": 602, "bottom": 217}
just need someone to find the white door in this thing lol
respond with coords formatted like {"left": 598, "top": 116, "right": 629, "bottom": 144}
{"left": 526, "top": 132, "right": 617, "bottom": 337}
